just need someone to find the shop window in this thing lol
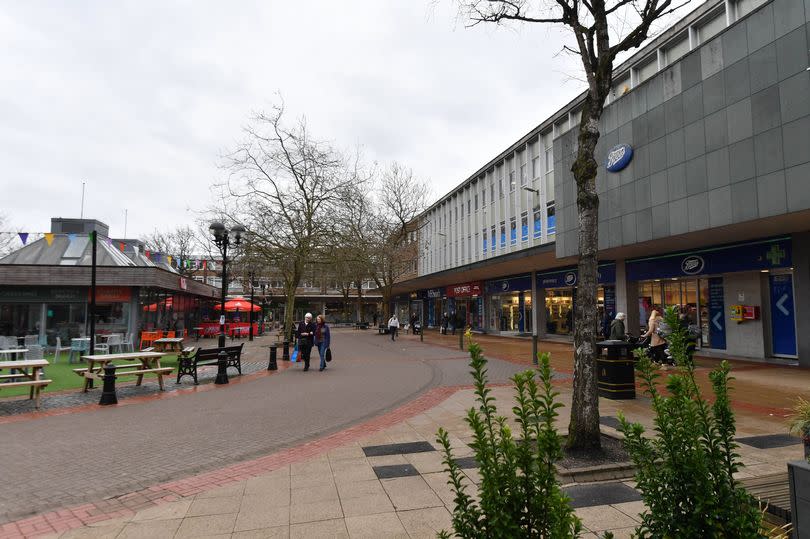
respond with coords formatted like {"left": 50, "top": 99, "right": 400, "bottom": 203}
{"left": 521, "top": 212, "right": 529, "bottom": 241}
{"left": 533, "top": 208, "right": 542, "bottom": 239}
{"left": 547, "top": 203, "right": 556, "bottom": 234}
{"left": 500, "top": 222, "right": 506, "bottom": 248}
{"left": 545, "top": 289, "right": 574, "bottom": 335}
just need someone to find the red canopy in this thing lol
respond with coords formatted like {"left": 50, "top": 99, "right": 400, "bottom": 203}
{"left": 214, "top": 298, "right": 261, "bottom": 312}
{"left": 143, "top": 297, "right": 173, "bottom": 312}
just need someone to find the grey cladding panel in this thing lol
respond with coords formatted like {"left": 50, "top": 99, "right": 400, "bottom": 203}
{"left": 783, "top": 116, "right": 810, "bottom": 168}
{"left": 748, "top": 44, "right": 779, "bottom": 93}
{"left": 727, "top": 98, "right": 754, "bottom": 145}
{"left": 649, "top": 138, "right": 668, "bottom": 174}
{"left": 683, "top": 83, "right": 705, "bottom": 125}
{"left": 746, "top": 4, "right": 776, "bottom": 53}
{"left": 786, "top": 162, "right": 810, "bottom": 211}
{"left": 754, "top": 127, "right": 785, "bottom": 176}
{"left": 709, "top": 186, "right": 733, "bottom": 227}
{"left": 751, "top": 86, "right": 782, "bottom": 135}
{"left": 756, "top": 171, "right": 788, "bottom": 216}
{"left": 681, "top": 52, "right": 702, "bottom": 90}
{"left": 669, "top": 198, "right": 689, "bottom": 235}
{"left": 772, "top": 0, "right": 806, "bottom": 38}
{"left": 701, "top": 38, "right": 725, "bottom": 79}
{"left": 622, "top": 213, "right": 637, "bottom": 244}
{"left": 633, "top": 115, "right": 649, "bottom": 147}
{"left": 705, "top": 108, "right": 729, "bottom": 152}
{"left": 667, "top": 163, "right": 687, "bottom": 200}
{"left": 665, "top": 94, "right": 684, "bottom": 133}
{"left": 731, "top": 178, "right": 759, "bottom": 222}
{"left": 650, "top": 170, "right": 669, "bottom": 206}
{"left": 647, "top": 104, "right": 666, "bottom": 142}
{"left": 634, "top": 144, "right": 650, "bottom": 178}
{"left": 651, "top": 203, "right": 670, "bottom": 238}
{"left": 729, "top": 138, "right": 756, "bottom": 183}
{"left": 724, "top": 59, "right": 751, "bottom": 105}
{"left": 686, "top": 155, "right": 709, "bottom": 195}
{"left": 632, "top": 86, "right": 648, "bottom": 118}
{"left": 684, "top": 119, "right": 706, "bottom": 160}
{"left": 722, "top": 22, "right": 749, "bottom": 67}
{"left": 706, "top": 147, "right": 731, "bottom": 190}
{"left": 687, "top": 192, "right": 710, "bottom": 232}
{"left": 666, "top": 129, "right": 686, "bottom": 167}
{"left": 635, "top": 177, "right": 652, "bottom": 209}
{"left": 779, "top": 70, "right": 810, "bottom": 124}
{"left": 703, "top": 72, "right": 727, "bottom": 115}
{"left": 646, "top": 76, "right": 664, "bottom": 110}
{"left": 636, "top": 208, "right": 653, "bottom": 242}
{"left": 776, "top": 27, "right": 809, "bottom": 81}
{"left": 619, "top": 182, "right": 635, "bottom": 215}
{"left": 662, "top": 63, "right": 682, "bottom": 102}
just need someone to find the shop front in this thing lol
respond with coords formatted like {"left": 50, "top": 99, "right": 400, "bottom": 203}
{"left": 626, "top": 237, "right": 796, "bottom": 359}
{"left": 445, "top": 281, "right": 483, "bottom": 331}
{"left": 536, "top": 263, "right": 616, "bottom": 337}
{"left": 426, "top": 288, "right": 442, "bottom": 327}
{"left": 485, "top": 275, "right": 533, "bottom": 335}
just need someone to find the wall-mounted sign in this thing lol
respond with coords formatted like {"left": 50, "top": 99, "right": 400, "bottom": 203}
{"left": 446, "top": 281, "right": 482, "bottom": 297}
{"left": 91, "top": 286, "right": 132, "bottom": 303}
{"left": 605, "top": 144, "right": 634, "bottom": 172}
{"left": 426, "top": 288, "right": 443, "bottom": 299}
{"left": 536, "top": 263, "right": 616, "bottom": 289}
{"left": 626, "top": 237, "right": 792, "bottom": 281}
{"left": 485, "top": 275, "right": 532, "bottom": 294}
{"left": 179, "top": 277, "right": 188, "bottom": 290}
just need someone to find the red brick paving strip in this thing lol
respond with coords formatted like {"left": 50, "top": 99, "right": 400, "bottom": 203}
{"left": 0, "top": 382, "right": 491, "bottom": 538}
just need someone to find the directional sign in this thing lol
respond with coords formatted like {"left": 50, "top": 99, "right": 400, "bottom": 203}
{"left": 775, "top": 293, "right": 790, "bottom": 316}
{"left": 712, "top": 312, "right": 723, "bottom": 331}
{"left": 708, "top": 277, "right": 726, "bottom": 350}
{"left": 770, "top": 275, "right": 797, "bottom": 356}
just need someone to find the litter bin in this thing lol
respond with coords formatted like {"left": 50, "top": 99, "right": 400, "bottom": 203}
{"left": 596, "top": 340, "right": 637, "bottom": 400}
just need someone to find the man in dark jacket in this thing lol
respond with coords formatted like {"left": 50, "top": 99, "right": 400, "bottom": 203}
{"left": 609, "top": 312, "right": 627, "bottom": 340}
{"left": 296, "top": 312, "right": 316, "bottom": 371}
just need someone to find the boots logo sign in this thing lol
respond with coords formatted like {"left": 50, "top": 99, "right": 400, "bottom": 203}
{"left": 681, "top": 255, "right": 705, "bottom": 275}
{"left": 605, "top": 144, "right": 633, "bottom": 172}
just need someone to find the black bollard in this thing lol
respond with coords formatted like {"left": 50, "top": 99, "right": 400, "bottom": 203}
{"left": 532, "top": 335, "right": 539, "bottom": 365}
{"left": 459, "top": 328, "right": 464, "bottom": 351}
{"left": 215, "top": 350, "right": 229, "bottom": 384}
{"left": 99, "top": 364, "right": 118, "bottom": 405}
{"left": 282, "top": 340, "right": 290, "bottom": 361}
{"left": 267, "top": 345, "right": 278, "bottom": 371}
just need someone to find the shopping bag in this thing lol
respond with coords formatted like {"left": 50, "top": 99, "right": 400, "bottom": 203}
{"left": 325, "top": 348, "right": 332, "bottom": 362}
{"left": 291, "top": 342, "right": 299, "bottom": 362}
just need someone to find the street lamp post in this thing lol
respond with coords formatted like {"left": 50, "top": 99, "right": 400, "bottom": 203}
{"left": 209, "top": 222, "right": 246, "bottom": 348}
{"left": 248, "top": 269, "right": 256, "bottom": 341}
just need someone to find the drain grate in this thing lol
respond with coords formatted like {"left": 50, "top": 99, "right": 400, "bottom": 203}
{"left": 362, "top": 441, "right": 435, "bottom": 457}
{"left": 599, "top": 416, "right": 623, "bottom": 430}
{"left": 564, "top": 482, "right": 642, "bottom": 508}
{"left": 736, "top": 434, "right": 801, "bottom": 449}
{"left": 453, "top": 456, "right": 478, "bottom": 469}
{"left": 373, "top": 464, "right": 421, "bottom": 479}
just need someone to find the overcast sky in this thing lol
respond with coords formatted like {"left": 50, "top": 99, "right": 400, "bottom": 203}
{"left": 0, "top": 1, "right": 594, "bottom": 239}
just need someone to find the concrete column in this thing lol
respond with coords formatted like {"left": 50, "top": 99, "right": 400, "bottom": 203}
{"left": 39, "top": 304, "right": 47, "bottom": 345}
{"left": 531, "top": 271, "right": 539, "bottom": 337}
{"left": 793, "top": 233, "right": 810, "bottom": 367}
{"left": 615, "top": 259, "right": 640, "bottom": 335}
{"left": 536, "top": 287, "right": 548, "bottom": 338}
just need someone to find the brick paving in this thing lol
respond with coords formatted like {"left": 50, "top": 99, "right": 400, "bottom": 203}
{"left": 0, "top": 330, "right": 529, "bottom": 526}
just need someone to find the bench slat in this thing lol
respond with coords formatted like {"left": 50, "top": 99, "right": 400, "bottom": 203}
{"left": 118, "top": 368, "right": 174, "bottom": 376}
{"left": 0, "top": 379, "right": 51, "bottom": 388}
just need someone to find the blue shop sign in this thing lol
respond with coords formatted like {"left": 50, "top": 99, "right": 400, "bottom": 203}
{"left": 626, "top": 237, "right": 791, "bottom": 281}
{"left": 486, "top": 274, "right": 532, "bottom": 294}
{"left": 606, "top": 144, "right": 633, "bottom": 172}
{"left": 536, "top": 263, "right": 616, "bottom": 289}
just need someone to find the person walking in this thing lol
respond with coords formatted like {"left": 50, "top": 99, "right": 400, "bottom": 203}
{"left": 388, "top": 314, "right": 399, "bottom": 341}
{"left": 314, "top": 314, "right": 331, "bottom": 372}
{"left": 441, "top": 313, "right": 449, "bottom": 335}
{"left": 296, "top": 313, "right": 316, "bottom": 371}
{"left": 641, "top": 308, "right": 667, "bottom": 366}
{"left": 609, "top": 312, "right": 626, "bottom": 340}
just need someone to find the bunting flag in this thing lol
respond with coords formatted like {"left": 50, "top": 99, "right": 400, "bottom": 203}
{"left": 144, "top": 250, "right": 150, "bottom": 259}
{"left": 18, "top": 233, "right": 28, "bottom": 245}
{"left": 154, "top": 253, "right": 161, "bottom": 262}
{"left": 67, "top": 233, "right": 76, "bottom": 244}
{"left": 44, "top": 233, "right": 54, "bottom": 246}
{"left": 106, "top": 238, "right": 113, "bottom": 247}
{"left": 119, "top": 242, "right": 125, "bottom": 252}
{"left": 202, "top": 260, "right": 207, "bottom": 270}
{"left": 167, "top": 255, "right": 173, "bottom": 265}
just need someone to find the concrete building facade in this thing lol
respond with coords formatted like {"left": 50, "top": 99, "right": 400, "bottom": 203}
{"left": 400, "top": 0, "right": 810, "bottom": 364}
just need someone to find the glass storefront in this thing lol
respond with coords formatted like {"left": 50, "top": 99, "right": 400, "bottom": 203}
{"left": 544, "top": 287, "right": 607, "bottom": 336}
{"left": 488, "top": 292, "right": 532, "bottom": 333}
{"left": 638, "top": 278, "right": 705, "bottom": 348}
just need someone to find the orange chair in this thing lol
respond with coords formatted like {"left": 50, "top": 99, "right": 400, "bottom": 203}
{"left": 165, "top": 331, "right": 176, "bottom": 338}
{"left": 139, "top": 331, "right": 159, "bottom": 350}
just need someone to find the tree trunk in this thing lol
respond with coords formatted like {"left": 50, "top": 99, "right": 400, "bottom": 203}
{"left": 567, "top": 96, "right": 603, "bottom": 451}
{"left": 283, "top": 287, "right": 296, "bottom": 341}
{"left": 356, "top": 283, "right": 364, "bottom": 323}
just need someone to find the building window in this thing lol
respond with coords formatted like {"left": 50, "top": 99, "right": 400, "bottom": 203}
{"left": 521, "top": 212, "right": 528, "bottom": 241}
{"left": 467, "top": 199, "right": 471, "bottom": 215}
{"left": 490, "top": 225, "right": 496, "bottom": 251}
{"left": 482, "top": 229, "right": 488, "bottom": 253}
{"left": 474, "top": 193, "right": 479, "bottom": 211}
{"left": 482, "top": 188, "right": 486, "bottom": 206}
{"left": 533, "top": 207, "right": 542, "bottom": 238}
{"left": 500, "top": 221, "right": 506, "bottom": 247}
{"left": 499, "top": 177, "right": 504, "bottom": 199}
{"left": 696, "top": 5, "right": 726, "bottom": 43}
{"left": 532, "top": 156, "right": 539, "bottom": 179}
{"left": 490, "top": 182, "right": 495, "bottom": 202}
{"left": 460, "top": 237, "right": 464, "bottom": 262}
{"left": 468, "top": 236, "right": 472, "bottom": 261}
{"left": 547, "top": 202, "right": 556, "bottom": 235}
{"left": 510, "top": 217, "right": 517, "bottom": 245}
{"left": 520, "top": 164, "right": 527, "bottom": 186}
{"left": 635, "top": 55, "right": 658, "bottom": 84}
{"left": 509, "top": 170, "right": 516, "bottom": 192}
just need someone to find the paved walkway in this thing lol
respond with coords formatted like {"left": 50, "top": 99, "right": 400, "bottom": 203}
{"left": 0, "top": 329, "right": 805, "bottom": 537}
{"left": 0, "top": 330, "right": 528, "bottom": 525}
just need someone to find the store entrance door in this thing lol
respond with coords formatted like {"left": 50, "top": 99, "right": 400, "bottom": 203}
{"left": 769, "top": 274, "right": 797, "bottom": 357}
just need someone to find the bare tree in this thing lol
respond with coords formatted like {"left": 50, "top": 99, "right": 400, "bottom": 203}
{"left": 220, "top": 103, "right": 361, "bottom": 335}
{"left": 0, "top": 214, "right": 16, "bottom": 258}
{"left": 457, "top": 0, "right": 680, "bottom": 451}
{"left": 141, "top": 226, "right": 200, "bottom": 276}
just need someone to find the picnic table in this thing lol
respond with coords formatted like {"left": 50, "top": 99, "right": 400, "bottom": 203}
{"left": 153, "top": 337, "right": 184, "bottom": 352}
{"left": 0, "top": 348, "right": 28, "bottom": 360}
{"left": 77, "top": 351, "right": 171, "bottom": 392}
{"left": 230, "top": 326, "right": 250, "bottom": 339}
{"left": 0, "top": 359, "right": 51, "bottom": 408}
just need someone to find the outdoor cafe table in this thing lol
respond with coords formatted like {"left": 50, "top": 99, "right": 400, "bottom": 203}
{"left": 153, "top": 337, "right": 184, "bottom": 352}
{"left": 79, "top": 352, "right": 166, "bottom": 392}
{"left": 0, "top": 359, "right": 49, "bottom": 407}
{"left": 0, "top": 348, "right": 28, "bottom": 360}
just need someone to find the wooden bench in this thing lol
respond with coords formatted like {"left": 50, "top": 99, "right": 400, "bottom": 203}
{"left": 176, "top": 343, "right": 244, "bottom": 385}
{"left": 741, "top": 472, "right": 791, "bottom": 525}
{"left": 0, "top": 359, "right": 50, "bottom": 408}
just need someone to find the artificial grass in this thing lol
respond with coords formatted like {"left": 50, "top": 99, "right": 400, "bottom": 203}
{"left": 0, "top": 352, "right": 181, "bottom": 399}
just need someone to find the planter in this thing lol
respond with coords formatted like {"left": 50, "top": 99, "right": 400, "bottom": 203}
{"left": 788, "top": 459, "right": 810, "bottom": 537}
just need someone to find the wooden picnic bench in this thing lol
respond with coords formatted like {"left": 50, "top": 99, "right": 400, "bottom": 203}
{"left": 0, "top": 359, "right": 51, "bottom": 409}
{"left": 153, "top": 337, "right": 184, "bottom": 352}
{"left": 741, "top": 472, "right": 791, "bottom": 524}
{"left": 76, "top": 351, "right": 172, "bottom": 392}
{"left": 176, "top": 343, "right": 244, "bottom": 385}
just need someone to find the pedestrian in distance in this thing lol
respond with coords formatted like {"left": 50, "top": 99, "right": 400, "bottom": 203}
{"left": 441, "top": 313, "right": 449, "bottom": 335}
{"left": 450, "top": 310, "right": 457, "bottom": 335}
{"left": 609, "top": 312, "right": 626, "bottom": 340}
{"left": 388, "top": 314, "right": 399, "bottom": 341}
{"left": 314, "top": 314, "right": 331, "bottom": 372}
{"left": 296, "top": 313, "right": 316, "bottom": 371}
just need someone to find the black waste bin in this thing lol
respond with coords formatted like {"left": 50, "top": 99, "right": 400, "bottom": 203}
{"left": 596, "top": 340, "right": 637, "bottom": 400}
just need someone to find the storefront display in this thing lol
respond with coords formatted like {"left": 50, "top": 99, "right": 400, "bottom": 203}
{"left": 536, "top": 264, "right": 616, "bottom": 337}
{"left": 445, "top": 281, "right": 483, "bottom": 331}
{"left": 485, "top": 275, "right": 532, "bottom": 334}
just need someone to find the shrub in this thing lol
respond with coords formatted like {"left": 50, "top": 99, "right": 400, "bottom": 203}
{"left": 618, "top": 306, "right": 764, "bottom": 538}
{"left": 436, "top": 335, "right": 581, "bottom": 538}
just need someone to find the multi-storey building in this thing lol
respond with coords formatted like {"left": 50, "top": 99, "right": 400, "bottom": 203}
{"left": 397, "top": 0, "right": 810, "bottom": 364}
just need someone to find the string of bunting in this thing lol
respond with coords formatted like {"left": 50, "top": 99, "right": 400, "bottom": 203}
{"left": 0, "top": 231, "right": 214, "bottom": 271}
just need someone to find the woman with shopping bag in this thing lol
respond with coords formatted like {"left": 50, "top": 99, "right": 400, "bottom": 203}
{"left": 295, "top": 313, "right": 316, "bottom": 371}
{"left": 314, "top": 314, "right": 331, "bottom": 372}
